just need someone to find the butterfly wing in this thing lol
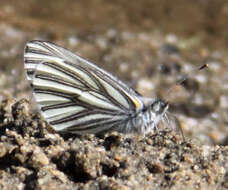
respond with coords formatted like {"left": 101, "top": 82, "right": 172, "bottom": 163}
{"left": 24, "top": 40, "right": 143, "bottom": 134}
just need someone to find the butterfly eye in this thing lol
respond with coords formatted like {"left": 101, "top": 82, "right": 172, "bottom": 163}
{"left": 152, "top": 103, "right": 160, "bottom": 112}
{"left": 152, "top": 100, "right": 168, "bottom": 114}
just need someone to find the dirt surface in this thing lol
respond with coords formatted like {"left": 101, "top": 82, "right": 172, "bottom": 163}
{"left": 0, "top": 0, "right": 228, "bottom": 189}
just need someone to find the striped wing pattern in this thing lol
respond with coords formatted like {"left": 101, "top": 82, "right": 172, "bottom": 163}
{"left": 24, "top": 41, "right": 143, "bottom": 134}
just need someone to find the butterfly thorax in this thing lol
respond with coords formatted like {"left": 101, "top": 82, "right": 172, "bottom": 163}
{"left": 123, "top": 99, "right": 169, "bottom": 135}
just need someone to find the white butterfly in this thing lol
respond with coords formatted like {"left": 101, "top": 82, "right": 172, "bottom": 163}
{"left": 24, "top": 41, "right": 169, "bottom": 135}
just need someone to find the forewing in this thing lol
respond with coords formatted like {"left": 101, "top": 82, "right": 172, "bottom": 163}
{"left": 24, "top": 40, "right": 143, "bottom": 134}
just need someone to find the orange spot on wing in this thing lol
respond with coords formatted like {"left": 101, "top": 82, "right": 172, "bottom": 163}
{"left": 131, "top": 98, "right": 140, "bottom": 108}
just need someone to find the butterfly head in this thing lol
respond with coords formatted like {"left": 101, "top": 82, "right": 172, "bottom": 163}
{"left": 150, "top": 99, "right": 169, "bottom": 115}
{"left": 135, "top": 98, "right": 169, "bottom": 135}
{"left": 145, "top": 99, "right": 169, "bottom": 127}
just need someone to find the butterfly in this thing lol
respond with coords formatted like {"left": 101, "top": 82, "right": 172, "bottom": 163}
{"left": 24, "top": 40, "right": 169, "bottom": 135}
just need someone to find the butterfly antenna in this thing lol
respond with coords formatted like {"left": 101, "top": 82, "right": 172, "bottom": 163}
{"left": 164, "top": 63, "right": 209, "bottom": 101}
{"left": 163, "top": 63, "right": 208, "bottom": 141}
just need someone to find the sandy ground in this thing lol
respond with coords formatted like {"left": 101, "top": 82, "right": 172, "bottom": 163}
{"left": 0, "top": 0, "right": 228, "bottom": 189}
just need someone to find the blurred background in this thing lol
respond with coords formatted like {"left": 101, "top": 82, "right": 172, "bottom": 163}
{"left": 0, "top": 0, "right": 227, "bottom": 145}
